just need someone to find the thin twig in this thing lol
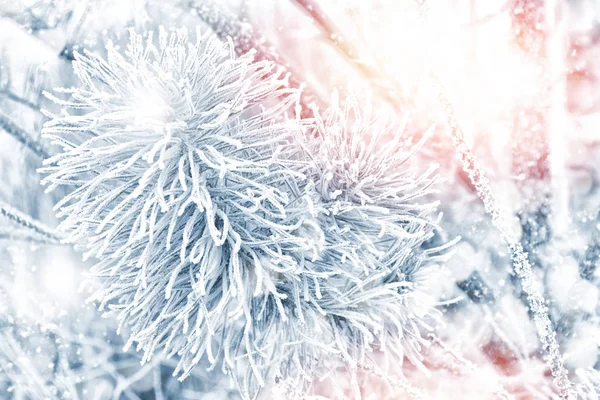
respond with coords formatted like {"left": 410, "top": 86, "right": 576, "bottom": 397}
{"left": 0, "top": 89, "right": 41, "bottom": 113}
{"left": 290, "top": 0, "right": 575, "bottom": 398}
{"left": 421, "top": 1, "right": 572, "bottom": 396}
{"left": 0, "top": 111, "right": 50, "bottom": 159}
{"left": 0, "top": 200, "right": 62, "bottom": 243}
{"left": 436, "top": 83, "right": 573, "bottom": 399}
{"left": 462, "top": 1, "right": 511, "bottom": 28}
{"left": 0, "top": 230, "right": 64, "bottom": 245}
{"left": 290, "top": 0, "right": 404, "bottom": 111}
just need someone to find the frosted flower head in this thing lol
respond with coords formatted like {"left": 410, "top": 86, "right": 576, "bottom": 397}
{"left": 282, "top": 90, "right": 451, "bottom": 387}
{"left": 41, "top": 27, "right": 313, "bottom": 383}
{"left": 308, "top": 90, "right": 436, "bottom": 207}
{"left": 300, "top": 90, "right": 442, "bottom": 274}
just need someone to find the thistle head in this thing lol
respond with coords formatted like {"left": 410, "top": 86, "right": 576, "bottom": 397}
{"left": 278, "top": 90, "right": 451, "bottom": 389}
{"left": 40, "top": 27, "right": 312, "bottom": 385}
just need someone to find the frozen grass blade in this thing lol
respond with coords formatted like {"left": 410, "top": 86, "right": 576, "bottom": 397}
{"left": 435, "top": 81, "right": 574, "bottom": 400}
{"left": 0, "top": 200, "right": 62, "bottom": 244}
{"left": 0, "top": 111, "right": 50, "bottom": 159}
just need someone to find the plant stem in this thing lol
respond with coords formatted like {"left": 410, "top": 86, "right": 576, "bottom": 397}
{"left": 291, "top": 0, "right": 575, "bottom": 397}
{"left": 0, "top": 111, "right": 50, "bottom": 159}
{"left": 0, "top": 200, "right": 62, "bottom": 244}
{"left": 290, "top": 0, "right": 403, "bottom": 110}
{"left": 0, "top": 89, "right": 40, "bottom": 113}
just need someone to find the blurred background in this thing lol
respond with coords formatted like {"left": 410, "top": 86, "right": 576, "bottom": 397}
{"left": 1, "top": 0, "right": 600, "bottom": 398}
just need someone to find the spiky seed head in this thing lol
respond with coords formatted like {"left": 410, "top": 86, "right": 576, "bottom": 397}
{"left": 291, "top": 90, "right": 447, "bottom": 377}
{"left": 40, "top": 27, "right": 314, "bottom": 384}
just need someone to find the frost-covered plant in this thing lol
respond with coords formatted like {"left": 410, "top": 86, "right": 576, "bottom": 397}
{"left": 197, "top": 91, "right": 450, "bottom": 398}
{"left": 0, "top": 302, "right": 239, "bottom": 400}
{"left": 40, "top": 25, "right": 449, "bottom": 399}
{"left": 40, "top": 27, "right": 318, "bottom": 389}
{"left": 274, "top": 91, "right": 451, "bottom": 396}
